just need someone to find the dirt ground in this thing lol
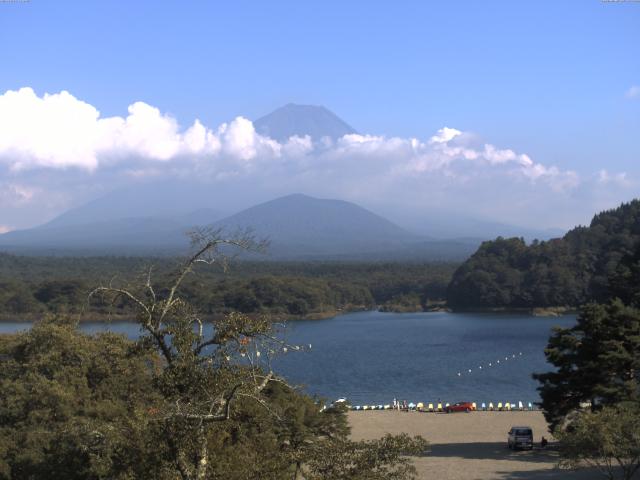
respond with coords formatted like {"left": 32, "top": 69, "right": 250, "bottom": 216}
{"left": 348, "top": 411, "right": 604, "bottom": 480}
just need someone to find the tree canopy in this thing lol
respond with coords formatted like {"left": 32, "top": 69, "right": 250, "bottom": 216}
{"left": 0, "top": 254, "right": 456, "bottom": 319}
{"left": 0, "top": 316, "right": 162, "bottom": 479}
{"left": 447, "top": 200, "right": 640, "bottom": 309}
{"left": 534, "top": 300, "right": 640, "bottom": 430}
{"left": 555, "top": 404, "right": 640, "bottom": 480}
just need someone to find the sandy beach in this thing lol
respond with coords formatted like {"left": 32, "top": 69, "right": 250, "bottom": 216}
{"left": 348, "top": 411, "right": 603, "bottom": 480}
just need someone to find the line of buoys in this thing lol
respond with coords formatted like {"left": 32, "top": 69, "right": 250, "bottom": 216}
{"left": 240, "top": 342, "right": 312, "bottom": 358}
{"left": 456, "top": 352, "right": 524, "bottom": 377}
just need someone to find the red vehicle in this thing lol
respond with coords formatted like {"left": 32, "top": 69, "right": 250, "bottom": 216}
{"left": 444, "top": 402, "right": 475, "bottom": 413}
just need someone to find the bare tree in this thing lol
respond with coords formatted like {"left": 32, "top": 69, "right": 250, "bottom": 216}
{"left": 90, "top": 228, "right": 296, "bottom": 480}
{"left": 88, "top": 227, "right": 429, "bottom": 480}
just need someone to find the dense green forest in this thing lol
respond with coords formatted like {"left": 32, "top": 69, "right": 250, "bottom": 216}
{"left": 530, "top": 227, "right": 640, "bottom": 479}
{"left": 447, "top": 200, "right": 640, "bottom": 309}
{"left": 0, "top": 236, "right": 429, "bottom": 479}
{"left": 0, "top": 254, "right": 456, "bottom": 319}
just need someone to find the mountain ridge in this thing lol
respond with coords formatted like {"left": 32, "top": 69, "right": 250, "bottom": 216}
{"left": 0, "top": 193, "right": 479, "bottom": 260}
{"left": 211, "top": 193, "right": 420, "bottom": 257}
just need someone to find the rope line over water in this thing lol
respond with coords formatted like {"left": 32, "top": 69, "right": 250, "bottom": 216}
{"left": 456, "top": 352, "right": 523, "bottom": 377}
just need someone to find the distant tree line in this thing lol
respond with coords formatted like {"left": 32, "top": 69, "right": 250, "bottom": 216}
{"left": 447, "top": 200, "right": 640, "bottom": 309}
{"left": 0, "top": 255, "right": 456, "bottom": 319}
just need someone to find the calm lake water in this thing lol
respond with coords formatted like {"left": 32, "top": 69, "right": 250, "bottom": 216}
{"left": 0, "top": 311, "right": 575, "bottom": 406}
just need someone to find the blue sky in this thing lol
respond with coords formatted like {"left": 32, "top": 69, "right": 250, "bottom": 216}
{"left": 0, "top": 0, "right": 639, "bottom": 231}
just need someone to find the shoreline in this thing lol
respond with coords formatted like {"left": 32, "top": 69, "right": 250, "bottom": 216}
{"left": 0, "top": 306, "right": 578, "bottom": 324}
{"left": 448, "top": 306, "right": 577, "bottom": 317}
{"left": 0, "top": 310, "right": 349, "bottom": 324}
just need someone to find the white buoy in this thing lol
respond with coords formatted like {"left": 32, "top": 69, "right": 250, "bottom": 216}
{"left": 479, "top": 366, "right": 482, "bottom": 369}
{"left": 457, "top": 372, "right": 461, "bottom": 376}
{"left": 468, "top": 369, "right": 472, "bottom": 373}
{"left": 489, "top": 363, "right": 492, "bottom": 366}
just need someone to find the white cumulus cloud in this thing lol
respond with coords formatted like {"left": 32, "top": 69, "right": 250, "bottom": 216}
{"left": 0, "top": 86, "right": 635, "bottom": 231}
{"left": 0, "top": 87, "right": 577, "bottom": 190}
{"left": 0, "top": 88, "right": 252, "bottom": 171}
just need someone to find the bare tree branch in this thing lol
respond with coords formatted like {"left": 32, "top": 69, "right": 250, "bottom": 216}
{"left": 86, "top": 228, "right": 291, "bottom": 480}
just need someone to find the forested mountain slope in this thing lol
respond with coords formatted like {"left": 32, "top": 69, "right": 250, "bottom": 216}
{"left": 447, "top": 200, "right": 640, "bottom": 308}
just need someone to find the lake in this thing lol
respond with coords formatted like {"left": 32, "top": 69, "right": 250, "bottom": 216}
{"left": 0, "top": 311, "right": 575, "bottom": 406}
